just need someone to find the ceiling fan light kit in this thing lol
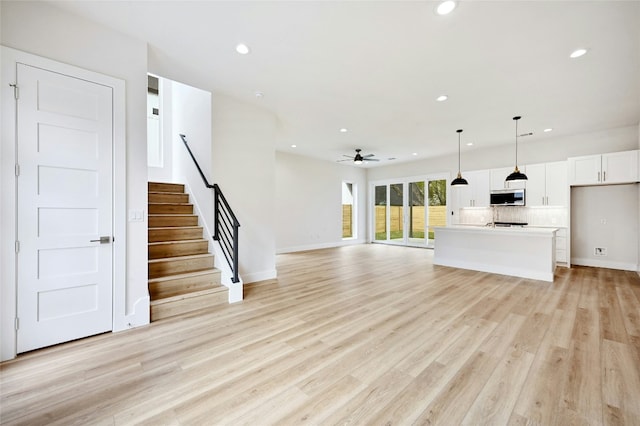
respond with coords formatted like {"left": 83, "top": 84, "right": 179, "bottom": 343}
{"left": 451, "top": 129, "right": 469, "bottom": 186}
{"left": 506, "top": 116, "right": 528, "bottom": 182}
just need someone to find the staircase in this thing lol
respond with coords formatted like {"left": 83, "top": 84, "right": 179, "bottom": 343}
{"left": 148, "top": 182, "right": 227, "bottom": 321}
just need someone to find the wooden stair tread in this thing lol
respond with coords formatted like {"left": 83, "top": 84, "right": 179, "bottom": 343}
{"left": 148, "top": 214, "right": 197, "bottom": 217}
{"left": 148, "top": 226, "right": 202, "bottom": 230}
{"left": 148, "top": 269, "right": 220, "bottom": 284}
{"left": 148, "top": 253, "right": 213, "bottom": 264}
{"left": 148, "top": 202, "right": 192, "bottom": 205}
{"left": 148, "top": 181, "right": 227, "bottom": 320}
{"left": 148, "top": 239, "right": 207, "bottom": 246}
{"left": 150, "top": 287, "right": 226, "bottom": 306}
{"left": 148, "top": 191, "right": 187, "bottom": 195}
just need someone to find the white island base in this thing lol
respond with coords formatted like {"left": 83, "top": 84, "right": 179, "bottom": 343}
{"left": 433, "top": 226, "right": 557, "bottom": 282}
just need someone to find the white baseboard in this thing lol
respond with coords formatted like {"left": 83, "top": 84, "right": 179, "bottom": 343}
{"left": 113, "top": 295, "right": 150, "bottom": 332}
{"left": 434, "top": 258, "right": 554, "bottom": 282}
{"left": 571, "top": 257, "right": 638, "bottom": 271}
{"left": 276, "top": 239, "right": 366, "bottom": 254}
{"left": 242, "top": 269, "right": 277, "bottom": 284}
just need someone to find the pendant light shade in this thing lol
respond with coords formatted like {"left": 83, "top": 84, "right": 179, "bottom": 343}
{"left": 451, "top": 129, "right": 468, "bottom": 186}
{"left": 506, "top": 116, "right": 528, "bottom": 182}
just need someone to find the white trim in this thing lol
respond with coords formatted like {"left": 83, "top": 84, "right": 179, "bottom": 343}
{"left": 434, "top": 258, "right": 555, "bottom": 282}
{"left": 241, "top": 269, "right": 278, "bottom": 284}
{"left": 277, "top": 239, "right": 367, "bottom": 254}
{"left": 0, "top": 46, "right": 128, "bottom": 360}
{"left": 571, "top": 257, "right": 638, "bottom": 272}
{"left": 122, "top": 295, "right": 151, "bottom": 329}
{"left": 182, "top": 179, "right": 215, "bottom": 252}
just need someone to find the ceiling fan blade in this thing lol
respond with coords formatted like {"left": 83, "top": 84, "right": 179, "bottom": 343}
{"left": 362, "top": 154, "right": 375, "bottom": 158}
{"left": 343, "top": 155, "right": 354, "bottom": 159}
{"left": 364, "top": 158, "right": 380, "bottom": 161}
{"left": 336, "top": 159, "right": 353, "bottom": 162}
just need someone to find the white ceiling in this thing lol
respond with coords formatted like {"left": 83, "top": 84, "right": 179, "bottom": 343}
{"left": 48, "top": 0, "right": 640, "bottom": 167}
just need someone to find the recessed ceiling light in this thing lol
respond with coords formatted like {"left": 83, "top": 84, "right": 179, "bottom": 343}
{"left": 236, "top": 43, "right": 250, "bottom": 55}
{"left": 436, "top": 95, "right": 448, "bottom": 102}
{"left": 436, "top": 1, "right": 456, "bottom": 15}
{"left": 412, "top": 152, "right": 418, "bottom": 156}
{"left": 569, "top": 48, "right": 588, "bottom": 59}
{"left": 291, "top": 144, "right": 297, "bottom": 148}
{"left": 543, "top": 128, "right": 553, "bottom": 133}
{"left": 466, "top": 142, "right": 473, "bottom": 146}
{"left": 255, "top": 91, "right": 264, "bottom": 98}
{"left": 340, "top": 128, "right": 348, "bottom": 133}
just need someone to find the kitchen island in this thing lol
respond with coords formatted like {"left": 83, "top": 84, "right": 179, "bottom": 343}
{"left": 433, "top": 225, "right": 557, "bottom": 282}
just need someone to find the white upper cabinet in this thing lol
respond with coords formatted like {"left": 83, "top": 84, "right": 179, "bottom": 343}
{"left": 490, "top": 166, "right": 527, "bottom": 190}
{"left": 568, "top": 150, "right": 639, "bottom": 186}
{"left": 602, "top": 150, "right": 639, "bottom": 184}
{"left": 525, "top": 161, "right": 567, "bottom": 207}
{"left": 456, "top": 170, "right": 490, "bottom": 208}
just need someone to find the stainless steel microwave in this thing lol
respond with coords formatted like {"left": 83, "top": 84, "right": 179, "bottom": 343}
{"left": 490, "top": 188, "right": 525, "bottom": 206}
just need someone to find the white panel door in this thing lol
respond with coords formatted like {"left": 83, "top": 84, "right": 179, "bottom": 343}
{"left": 16, "top": 63, "right": 113, "bottom": 353}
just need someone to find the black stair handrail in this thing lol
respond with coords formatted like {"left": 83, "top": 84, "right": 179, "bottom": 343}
{"left": 180, "top": 134, "right": 240, "bottom": 283}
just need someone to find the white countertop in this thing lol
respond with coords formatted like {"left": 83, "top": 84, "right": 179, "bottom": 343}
{"left": 434, "top": 225, "right": 558, "bottom": 236}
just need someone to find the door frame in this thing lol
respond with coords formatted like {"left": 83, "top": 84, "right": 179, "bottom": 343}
{"left": 1, "top": 47, "right": 127, "bottom": 360}
{"left": 369, "top": 173, "right": 450, "bottom": 248}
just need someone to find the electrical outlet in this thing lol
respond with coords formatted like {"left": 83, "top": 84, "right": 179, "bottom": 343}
{"left": 594, "top": 247, "right": 607, "bottom": 256}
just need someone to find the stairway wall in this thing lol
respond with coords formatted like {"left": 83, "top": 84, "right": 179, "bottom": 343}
{"left": 212, "top": 94, "right": 278, "bottom": 283}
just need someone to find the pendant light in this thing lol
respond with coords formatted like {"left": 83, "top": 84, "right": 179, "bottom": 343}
{"left": 451, "top": 129, "right": 468, "bottom": 186}
{"left": 506, "top": 116, "right": 528, "bottom": 182}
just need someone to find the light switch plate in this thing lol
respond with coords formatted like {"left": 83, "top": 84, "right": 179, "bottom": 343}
{"left": 128, "top": 209, "right": 145, "bottom": 222}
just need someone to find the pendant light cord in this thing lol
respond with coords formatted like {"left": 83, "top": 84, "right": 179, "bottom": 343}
{"left": 515, "top": 117, "right": 519, "bottom": 168}
{"left": 458, "top": 131, "right": 461, "bottom": 172}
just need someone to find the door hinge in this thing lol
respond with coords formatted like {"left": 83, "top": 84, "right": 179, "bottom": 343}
{"left": 15, "top": 241, "right": 20, "bottom": 253}
{"left": 15, "top": 318, "right": 19, "bottom": 331}
{"left": 15, "top": 164, "right": 20, "bottom": 177}
{"left": 9, "top": 83, "right": 18, "bottom": 100}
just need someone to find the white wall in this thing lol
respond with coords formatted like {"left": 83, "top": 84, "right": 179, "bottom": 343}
{"left": 276, "top": 152, "right": 368, "bottom": 253}
{"left": 147, "top": 77, "right": 174, "bottom": 183}
{"left": 571, "top": 184, "right": 639, "bottom": 270}
{"left": 211, "top": 94, "right": 278, "bottom": 283}
{"left": 170, "top": 80, "right": 213, "bottom": 229}
{"left": 1, "top": 0, "right": 150, "bottom": 359}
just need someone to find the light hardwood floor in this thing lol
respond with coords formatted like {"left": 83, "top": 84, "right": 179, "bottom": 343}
{"left": 1, "top": 244, "right": 640, "bottom": 425}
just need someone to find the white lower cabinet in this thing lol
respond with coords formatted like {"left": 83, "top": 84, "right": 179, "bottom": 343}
{"left": 556, "top": 228, "right": 567, "bottom": 264}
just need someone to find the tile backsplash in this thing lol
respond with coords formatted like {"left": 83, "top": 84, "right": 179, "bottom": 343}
{"left": 458, "top": 206, "right": 568, "bottom": 227}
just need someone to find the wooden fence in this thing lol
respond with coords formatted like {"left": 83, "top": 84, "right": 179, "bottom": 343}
{"left": 374, "top": 205, "right": 446, "bottom": 234}
{"left": 343, "top": 205, "right": 447, "bottom": 238}
{"left": 342, "top": 205, "right": 353, "bottom": 238}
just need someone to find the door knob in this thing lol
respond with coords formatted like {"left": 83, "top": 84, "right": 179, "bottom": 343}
{"left": 90, "top": 236, "right": 112, "bottom": 244}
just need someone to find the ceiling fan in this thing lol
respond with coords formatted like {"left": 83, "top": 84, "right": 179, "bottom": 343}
{"left": 338, "top": 148, "right": 379, "bottom": 164}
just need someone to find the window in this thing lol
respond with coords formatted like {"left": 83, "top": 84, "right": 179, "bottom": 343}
{"left": 342, "top": 182, "right": 355, "bottom": 239}
{"left": 147, "top": 75, "right": 162, "bottom": 167}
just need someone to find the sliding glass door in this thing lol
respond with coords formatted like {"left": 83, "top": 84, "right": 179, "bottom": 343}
{"left": 371, "top": 175, "right": 447, "bottom": 248}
